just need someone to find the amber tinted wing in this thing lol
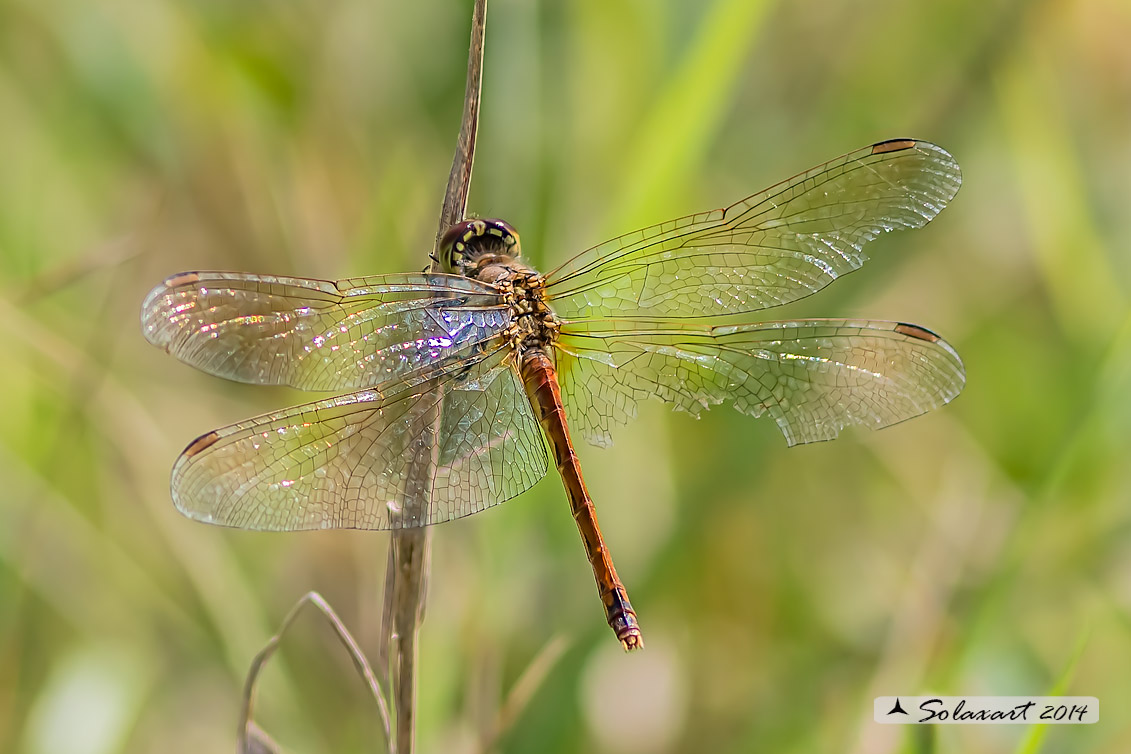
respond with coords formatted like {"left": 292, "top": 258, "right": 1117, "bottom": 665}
{"left": 555, "top": 319, "right": 964, "bottom": 448}
{"left": 142, "top": 271, "right": 511, "bottom": 392}
{"left": 544, "top": 140, "right": 960, "bottom": 319}
{"left": 171, "top": 351, "right": 548, "bottom": 531}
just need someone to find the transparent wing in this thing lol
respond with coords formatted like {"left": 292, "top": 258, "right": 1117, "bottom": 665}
{"left": 170, "top": 351, "right": 548, "bottom": 531}
{"left": 555, "top": 319, "right": 964, "bottom": 448}
{"left": 142, "top": 271, "right": 511, "bottom": 391}
{"left": 544, "top": 140, "right": 960, "bottom": 319}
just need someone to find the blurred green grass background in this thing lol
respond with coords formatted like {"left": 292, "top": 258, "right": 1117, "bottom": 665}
{"left": 1, "top": 0, "right": 1129, "bottom": 752}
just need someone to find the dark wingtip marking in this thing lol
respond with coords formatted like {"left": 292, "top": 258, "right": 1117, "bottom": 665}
{"left": 182, "top": 431, "right": 220, "bottom": 457}
{"left": 895, "top": 323, "right": 941, "bottom": 342}
{"left": 871, "top": 139, "right": 917, "bottom": 155}
{"left": 164, "top": 272, "right": 201, "bottom": 288}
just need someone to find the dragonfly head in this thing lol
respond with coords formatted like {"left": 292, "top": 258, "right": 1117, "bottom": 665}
{"left": 438, "top": 219, "right": 522, "bottom": 276}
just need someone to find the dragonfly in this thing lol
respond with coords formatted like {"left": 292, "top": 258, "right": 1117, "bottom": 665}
{"left": 142, "top": 139, "right": 964, "bottom": 650}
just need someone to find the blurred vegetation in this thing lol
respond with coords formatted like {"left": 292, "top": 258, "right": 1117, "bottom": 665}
{"left": 1, "top": 0, "right": 1129, "bottom": 752}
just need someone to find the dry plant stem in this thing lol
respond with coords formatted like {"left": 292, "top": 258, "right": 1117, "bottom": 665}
{"left": 379, "top": 2, "right": 488, "bottom": 753}
{"left": 435, "top": 0, "right": 487, "bottom": 244}
{"left": 238, "top": 592, "right": 392, "bottom": 754}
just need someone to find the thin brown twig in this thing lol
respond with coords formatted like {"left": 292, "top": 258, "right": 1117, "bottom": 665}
{"left": 435, "top": 0, "right": 488, "bottom": 246}
{"left": 380, "top": 2, "right": 488, "bottom": 752}
{"left": 238, "top": 592, "right": 393, "bottom": 753}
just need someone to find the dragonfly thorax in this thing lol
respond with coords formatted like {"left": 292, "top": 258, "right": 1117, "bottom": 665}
{"left": 501, "top": 268, "right": 560, "bottom": 354}
{"left": 439, "top": 218, "right": 560, "bottom": 352}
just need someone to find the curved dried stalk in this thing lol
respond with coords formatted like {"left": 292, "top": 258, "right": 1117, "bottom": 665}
{"left": 238, "top": 592, "right": 392, "bottom": 753}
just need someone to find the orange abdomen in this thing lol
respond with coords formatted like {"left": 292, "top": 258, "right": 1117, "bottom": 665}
{"left": 519, "top": 347, "right": 642, "bottom": 650}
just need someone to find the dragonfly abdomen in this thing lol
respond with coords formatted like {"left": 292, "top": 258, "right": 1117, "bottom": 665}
{"left": 519, "top": 348, "right": 643, "bottom": 651}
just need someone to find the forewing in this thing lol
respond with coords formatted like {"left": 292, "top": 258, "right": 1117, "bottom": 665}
{"left": 544, "top": 140, "right": 960, "bottom": 319}
{"left": 556, "top": 319, "right": 964, "bottom": 448}
{"left": 142, "top": 271, "right": 511, "bottom": 391}
{"left": 171, "top": 351, "right": 548, "bottom": 531}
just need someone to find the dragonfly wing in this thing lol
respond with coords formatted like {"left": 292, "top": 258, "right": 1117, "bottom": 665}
{"left": 555, "top": 319, "right": 964, "bottom": 448}
{"left": 544, "top": 140, "right": 960, "bottom": 319}
{"left": 142, "top": 271, "right": 511, "bottom": 391}
{"left": 171, "top": 350, "right": 548, "bottom": 531}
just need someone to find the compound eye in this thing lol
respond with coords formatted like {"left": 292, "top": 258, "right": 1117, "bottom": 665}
{"left": 485, "top": 219, "right": 522, "bottom": 257}
{"left": 437, "top": 221, "right": 474, "bottom": 274}
{"left": 437, "top": 218, "right": 522, "bottom": 274}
